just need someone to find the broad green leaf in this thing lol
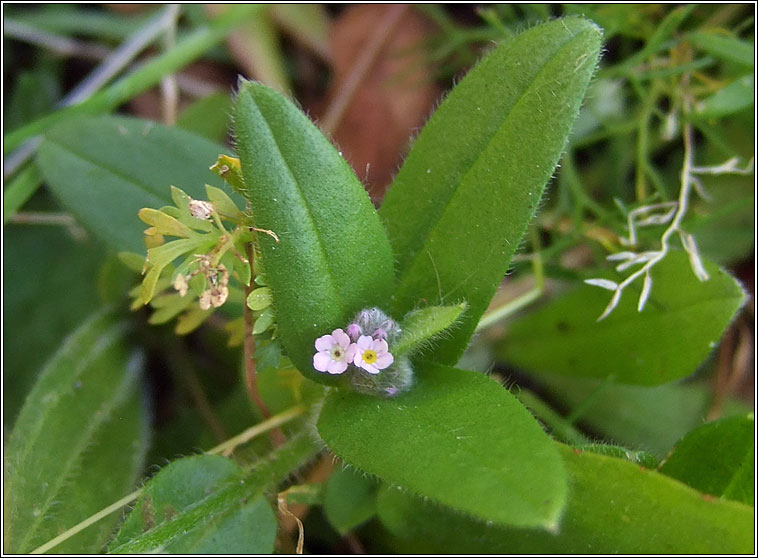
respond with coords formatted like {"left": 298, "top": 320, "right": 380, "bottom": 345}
{"left": 323, "top": 465, "right": 380, "bottom": 535}
{"left": 393, "top": 302, "right": 467, "bottom": 357}
{"left": 379, "top": 17, "right": 603, "bottom": 365}
{"left": 377, "top": 444, "right": 754, "bottom": 554}
{"left": 5, "top": 310, "right": 149, "bottom": 553}
{"left": 6, "top": 68, "right": 61, "bottom": 131}
{"left": 36, "top": 115, "right": 239, "bottom": 253}
{"left": 528, "top": 374, "right": 752, "bottom": 459}
{"left": 109, "top": 455, "right": 276, "bottom": 554}
{"left": 499, "top": 251, "right": 747, "bottom": 385}
{"left": 695, "top": 74, "right": 754, "bottom": 118}
{"left": 317, "top": 363, "right": 567, "bottom": 528}
{"left": 688, "top": 32, "right": 754, "bottom": 68}
{"left": 110, "top": 433, "right": 320, "bottom": 553}
{"left": 3, "top": 223, "right": 105, "bottom": 425}
{"left": 659, "top": 414, "right": 754, "bottom": 505}
{"left": 233, "top": 81, "right": 395, "bottom": 384}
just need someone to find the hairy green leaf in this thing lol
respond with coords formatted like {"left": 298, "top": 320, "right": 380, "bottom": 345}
{"left": 688, "top": 32, "right": 754, "bottom": 68}
{"left": 393, "top": 302, "right": 467, "bottom": 357}
{"left": 659, "top": 414, "right": 754, "bottom": 505}
{"left": 379, "top": 17, "right": 603, "bottom": 364}
{"left": 110, "top": 434, "right": 320, "bottom": 553}
{"left": 233, "top": 80, "right": 395, "bottom": 384}
{"left": 695, "top": 74, "right": 754, "bottom": 118}
{"left": 318, "top": 363, "right": 567, "bottom": 528}
{"left": 5, "top": 310, "right": 149, "bottom": 553}
{"left": 499, "top": 251, "right": 747, "bottom": 385}
{"left": 36, "top": 115, "right": 239, "bottom": 253}
{"left": 377, "top": 444, "right": 754, "bottom": 554}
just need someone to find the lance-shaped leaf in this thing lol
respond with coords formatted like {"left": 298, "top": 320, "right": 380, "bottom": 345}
{"left": 37, "top": 115, "right": 240, "bottom": 253}
{"left": 318, "top": 363, "right": 567, "bottom": 529}
{"left": 5, "top": 310, "right": 149, "bottom": 554}
{"left": 392, "top": 303, "right": 467, "bottom": 357}
{"left": 377, "top": 444, "right": 754, "bottom": 554}
{"left": 379, "top": 17, "right": 603, "bottom": 364}
{"left": 233, "top": 80, "right": 395, "bottom": 384}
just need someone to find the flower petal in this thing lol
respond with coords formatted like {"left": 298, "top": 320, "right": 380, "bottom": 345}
{"left": 327, "top": 359, "right": 348, "bottom": 375}
{"left": 372, "top": 338, "right": 389, "bottom": 353}
{"left": 362, "top": 362, "right": 380, "bottom": 374}
{"left": 356, "top": 335, "right": 373, "bottom": 350}
{"left": 315, "top": 334, "right": 334, "bottom": 352}
{"left": 332, "top": 328, "right": 350, "bottom": 349}
{"left": 374, "top": 352, "right": 394, "bottom": 370}
{"left": 345, "top": 343, "right": 358, "bottom": 362}
{"left": 313, "top": 351, "right": 331, "bottom": 372}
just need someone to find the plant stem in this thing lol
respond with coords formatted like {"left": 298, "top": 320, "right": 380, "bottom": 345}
{"left": 3, "top": 4, "right": 263, "bottom": 154}
{"left": 243, "top": 243, "right": 272, "bottom": 419}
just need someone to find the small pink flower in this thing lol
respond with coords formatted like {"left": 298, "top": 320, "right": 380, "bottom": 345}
{"left": 313, "top": 329, "right": 355, "bottom": 375}
{"left": 353, "top": 335, "right": 394, "bottom": 375}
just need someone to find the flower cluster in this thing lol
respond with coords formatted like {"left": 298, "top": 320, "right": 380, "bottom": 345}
{"left": 312, "top": 308, "right": 413, "bottom": 397}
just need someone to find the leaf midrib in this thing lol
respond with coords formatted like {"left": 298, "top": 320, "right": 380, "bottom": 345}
{"left": 43, "top": 136, "right": 168, "bottom": 206}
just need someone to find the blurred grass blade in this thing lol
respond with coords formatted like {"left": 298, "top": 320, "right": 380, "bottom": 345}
{"left": 688, "top": 31, "right": 754, "bottom": 68}
{"left": 3, "top": 162, "right": 42, "bottom": 224}
{"left": 4, "top": 4, "right": 263, "bottom": 155}
{"left": 5, "top": 310, "right": 149, "bottom": 554}
{"left": 695, "top": 74, "right": 754, "bottom": 118}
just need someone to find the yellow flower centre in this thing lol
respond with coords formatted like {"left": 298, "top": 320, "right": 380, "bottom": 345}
{"left": 362, "top": 349, "right": 378, "bottom": 364}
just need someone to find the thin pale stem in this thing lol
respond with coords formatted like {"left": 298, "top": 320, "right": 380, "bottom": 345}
{"left": 3, "top": 18, "right": 112, "bottom": 60}
{"left": 160, "top": 5, "right": 181, "bottom": 125}
{"left": 207, "top": 404, "right": 305, "bottom": 456}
